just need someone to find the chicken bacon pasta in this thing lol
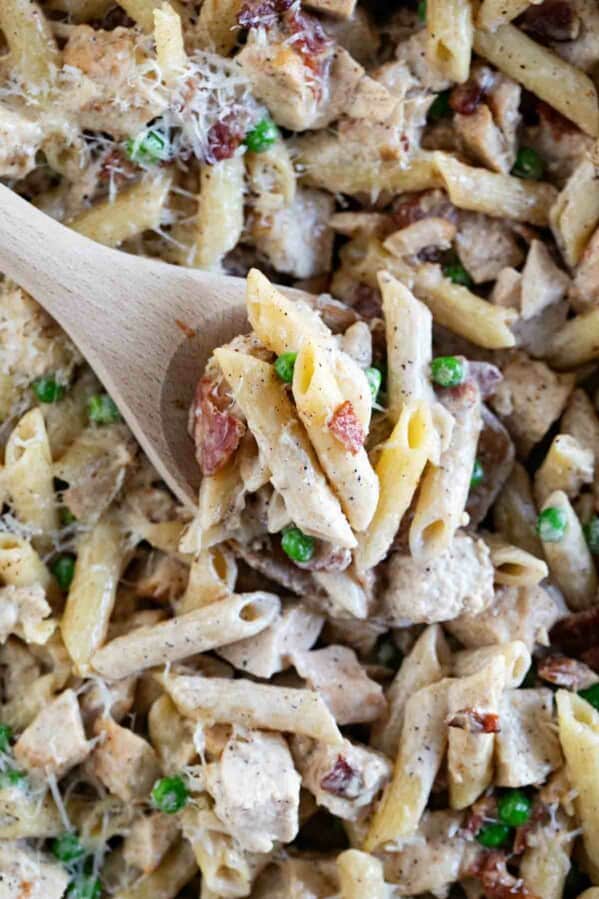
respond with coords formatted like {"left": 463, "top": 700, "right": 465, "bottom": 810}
{"left": 1, "top": 0, "right": 599, "bottom": 897}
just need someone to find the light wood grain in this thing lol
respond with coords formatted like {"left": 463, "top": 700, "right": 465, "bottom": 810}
{"left": 0, "top": 185, "right": 302, "bottom": 506}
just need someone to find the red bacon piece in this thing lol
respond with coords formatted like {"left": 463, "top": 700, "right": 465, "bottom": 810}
{"left": 447, "top": 708, "right": 501, "bottom": 733}
{"left": 320, "top": 755, "right": 362, "bottom": 798}
{"left": 537, "top": 654, "right": 598, "bottom": 691}
{"left": 328, "top": 401, "right": 365, "bottom": 454}
{"left": 205, "top": 115, "right": 246, "bottom": 164}
{"left": 450, "top": 78, "right": 486, "bottom": 116}
{"left": 468, "top": 851, "right": 540, "bottom": 899}
{"left": 191, "top": 376, "right": 245, "bottom": 476}
{"left": 550, "top": 606, "right": 599, "bottom": 656}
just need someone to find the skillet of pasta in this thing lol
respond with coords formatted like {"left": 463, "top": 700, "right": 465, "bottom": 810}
{"left": 1, "top": 0, "right": 599, "bottom": 897}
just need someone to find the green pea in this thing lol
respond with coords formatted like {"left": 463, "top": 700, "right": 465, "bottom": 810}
{"left": 428, "top": 90, "right": 451, "bottom": 122}
{"left": 365, "top": 367, "right": 383, "bottom": 403}
{"left": 497, "top": 789, "right": 532, "bottom": 827}
{"left": 52, "top": 832, "right": 86, "bottom": 864}
{"left": 67, "top": 875, "right": 102, "bottom": 899}
{"left": 125, "top": 129, "right": 169, "bottom": 164}
{"left": 512, "top": 146, "right": 545, "bottom": 180}
{"left": 579, "top": 683, "right": 599, "bottom": 712}
{"left": 470, "top": 458, "right": 484, "bottom": 488}
{"left": 0, "top": 724, "right": 12, "bottom": 753}
{"left": 430, "top": 355, "right": 466, "bottom": 388}
{"left": 274, "top": 352, "right": 297, "bottom": 384}
{"left": 244, "top": 116, "right": 279, "bottom": 153}
{"left": 281, "top": 525, "right": 315, "bottom": 563}
{"left": 583, "top": 516, "right": 599, "bottom": 555}
{"left": 417, "top": 0, "right": 426, "bottom": 22}
{"left": 88, "top": 394, "right": 121, "bottom": 425}
{"left": 442, "top": 262, "right": 473, "bottom": 287}
{"left": 0, "top": 768, "right": 27, "bottom": 789}
{"left": 32, "top": 376, "right": 65, "bottom": 404}
{"left": 537, "top": 507, "right": 567, "bottom": 543}
{"left": 151, "top": 775, "right": 189, "bottom": 814}
{"left": 476, "top": 822, "right": 511, "bottom": 848}
{"left": 51, "top": 554, "right": 76, "bottom": 591}
{"left": 60, "top": 507, "right": 77, "bottom": 526}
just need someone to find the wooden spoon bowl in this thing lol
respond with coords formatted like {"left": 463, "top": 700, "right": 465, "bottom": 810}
{"left": 0, "top": 184, "right": 255, "bottom": 506}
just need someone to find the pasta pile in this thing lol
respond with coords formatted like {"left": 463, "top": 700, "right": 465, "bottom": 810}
{"left": 2, "top": 0, "right": 599, "bottom": 897}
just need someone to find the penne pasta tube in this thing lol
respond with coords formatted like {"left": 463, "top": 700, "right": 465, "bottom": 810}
{"left": 153, "top": 2, "right": 187, "bottom": 84}
{"left": 474, "top": 24, "right": 599, "bottom": 137}
{"left": 415, "top": 264, "right": 516, "bottom": 350}
{"left": 91, "top": 592, "right": 280, "bottom": 679}
{"left": 433, "top": 151, "right": 557, "bottom": 225}
{"left": 293, "top": 339, "right": 378, "bottom": 531}
{"left": 357, "top": 401, "right": 434, "bottom": 571}
{"left": 215, "top": 348, "right": 356, "bottom": 547}
{"left": 164, "top": 674, "right": 343, "bottom": 744}
{"left": 426, "top": 0, "right": 473, "bottom": 84}
{"left": 556, "top": 690, "right": 599, "bottom": 869}
{"left": 113, "top": 839, "right": 197, "bottom": 899}
{"left": 61, "top": 515, "right": 127, "bottom": 673}
{"left": 483, "top": 533, "right": 548, "bottom": 586}
{"left": 548, "top": 308, "right": 599, "bottom": 370}
{"left": 453, "top": 640, "right": 531, "bottom": 688}
{"left": 338, "top": 850, "right": 386, "bottom": 899}
{"left": 4, "top": 407, "right": 58, "bottom": 540}
{"left": 0, "top": 532, "right": 59, "bottom": 606}
{"left": 538, "top": 490, "right": 597, "bottom": 610}
{"left": 364, "top": 679, "right": 450, "bottom": 849}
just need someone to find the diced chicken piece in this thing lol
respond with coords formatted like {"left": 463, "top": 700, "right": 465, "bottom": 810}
{"left": 304, "top": 0, "right": 356, "bottom": 18}
{"left": 0, "top": 584, "right": 55, "bottom": 646}
{"left": 340, "top": 320, "right": 373, "bottom": 368}
{"left": 491, "top": 267, "right": 521, "bottom": 309}
{"left": 512, "top": 298, "right": 570, "bottom": 360}
{"left": 239, "top": 31, "right": 357, "bottom": 132}
{"left": 455, "top": 106, "right": 512, "bottom": 174}
{"left": 495, "top": 689, "right": 563, "bottom": 787}
{"left": 80, "top": 675, "right": 137, "bottom": 725}
{"left": 0, "top": 639, "right": 41, "bottom": 702}
{"left": 562, "top": 387, "right": 599, "bottom": 463}
{"left": 384, "top": 217, "right": 456, "bottom": 259}
{"left": 14, "top": 689, "right": 91, "bottom": 778}
{"left": 520, "top": 240, "right": 570, "bottom": 319}
{"left": 380, "top": 811, "right": 466, "bottom": 895}
{"left": 0, "top": 106, "right": 43, "bottom": 179}
{"left": 489, "top": 352, "right": 574, "bottom": 455}
{"left": 252, "top": 189, "right": 334, "bottom": 279}
{"left": 292, "top": 645, "right": 386, "bottom": 725}
{"left": 0, "top": 841, "right": 69, "bottom": 899}
{"left": 292, "top": 736, "right": 391, "bottom": 821}
{"left": 91, "top": 717, "right": 162, "bottom": 802}
{"left": 570, "top": 226, "right": 599, "bottom": 311}
{"left": 487, "top": 75, "right": 521, "bottom": 159}
{"left": 534, "top": 433, "right": 594, "bottom": 505}
{"left": 123, "top": 812, "right": 180, "bottom": 874}
{"left": 205, "top": 730, "right": 300, "bottom": 853}
{"left": 545, "top": 0, "right": 599, "bottom": 73}
{"left": 446, "top": 584, "right": 563, "bottom": 651}
{"left": 63, "top": 26, "right": 166, "bottom": 137}
{"left": 148, "top": 695, "right": 197, "bottom": 774}
{"left": 456, "top": 214, "right": 524, "bottom": 284}
{"left": 467, "top": 406, "right": 515, "bottom": 528}
{"left": 218, "top": 603, "right": 323, "bottom": 678}
{"left": 382, "top": 533, "right": 494, "bottom": 625}
{"left": 395, "top": 30, "right": 450, "bottom": 92}
{"left": 454, "top": 71, "right": 520, "bottom": 175}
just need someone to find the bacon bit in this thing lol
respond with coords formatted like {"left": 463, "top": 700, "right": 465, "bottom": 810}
{"left": 512, "top": 798, "right": 548, "bottom": 855}
{"left": 443, "top": 376, "right": 479, "bottom": 411}
{"left": 550, "top": 607, "right": 599, "bottom": 656}
{"left": 296, "top": 544, "right": 351, "bottom": 572}
{"left": 391, "top": 191, "right": 458, "bottom": 230}
{"left": 328, "top": 401, "right": 365, "bottom": 454}
{"left": 447, "top": 708, "right": 501, "bottom": 734}
{"left": 99, "top": 148, "right": 138, "bottom": 185}
{"left": 467, "top": 851, "right": 540, "bottom": 899}
{"left": 205, "top": 115, "right": 246, "bottom": 164}
{"left": 320, "top": 756, "right": 362, "bottom": 798}
{"left": 176, "top": 319, "right": 197, "bottom": 338}
{"left": 520, "top": 0, "right": 579, "bottom": 42}
{"left": 191, "top": 376, "right": 245, "bottom": 476}
{"left": 285, "top": 7, "right": 332, "bottom": 95}
{"left": 463, "top": 794, "right": 497, "bottom": 838}
{"left": 237, "top": 0, "right": 289, "bottom": 29}
{"left": 468, "top": 362, "right": 503, "bottom": 400}
{"left": 450, "top": 78, "right": 486, "bottom": 116}
{"left": 352, "top": 284, "right": 382, "bottom": 320}
{"left": 391, "top": 192, "right": 427, "bottom": 230}
{"left": 537, "top": 654, "right": 599, "bottom": 691}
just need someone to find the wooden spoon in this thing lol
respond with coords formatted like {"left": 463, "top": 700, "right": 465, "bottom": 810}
{"left": 0, "top": 184, "right": 288, "bottom": 507}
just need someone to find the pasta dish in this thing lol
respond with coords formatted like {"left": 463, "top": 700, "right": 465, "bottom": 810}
{"left": 1, "top": 0, "right": 599, "bottom": 897}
